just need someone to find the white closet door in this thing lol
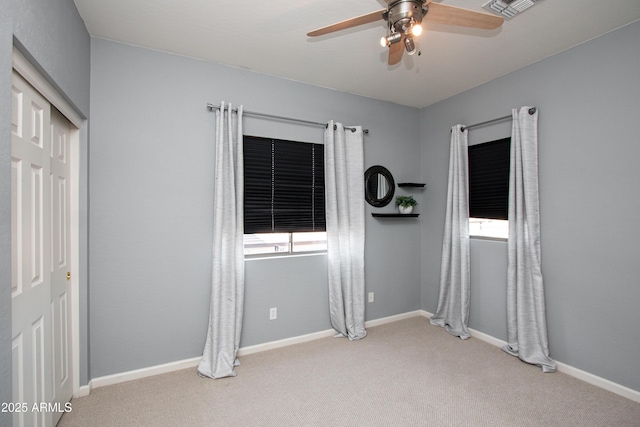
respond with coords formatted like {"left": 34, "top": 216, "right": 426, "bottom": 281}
{"left": 12, "top": 69, "right": 53, "bottom": 427}
{"left": 11, "top": 70, "right": 74, "bottom": 427}
{"left": 50, "top": 107, "right": 73, "bottom": 425}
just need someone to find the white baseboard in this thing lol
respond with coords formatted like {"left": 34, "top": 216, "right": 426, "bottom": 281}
{"left": 238, "top": 329, "right": 336, "bottom": 356}
{"left": 555, "top": 361, "right": 640, "bottom": 403}
{"left": 366, "top": 310, "right": 427, "bottom": 328}
{"left": 90, "top": 356, "right": 202, "bottom": 390}
{"left": 469, "top": 326, "right": 508, "bottom": 348}
{"left": 464, "top": 318, "right": 640, "bottom": 404}
{"left": 236, "top": 311, "right": 428, "bottom": 356}
{"left": 83, "top": 309, "right": 640, "bottom": 404}
{"left": 73, "top": 384, "right": 92, "bottom": 398}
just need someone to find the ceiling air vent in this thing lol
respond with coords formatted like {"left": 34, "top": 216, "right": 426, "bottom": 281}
{"left": 482, "top": 0, "right": 546, "bottom": 20}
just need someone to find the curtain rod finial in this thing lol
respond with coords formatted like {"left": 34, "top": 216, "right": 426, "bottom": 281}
{"left": 528, "top": 107, "right": 537, "bottom": 115}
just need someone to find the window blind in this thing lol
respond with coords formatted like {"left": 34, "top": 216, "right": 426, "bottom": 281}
{"left": 244, "top": 135, "right": 325, "bottom": 234}
{"left": 468, "top": 137, "right": 510, "bottom": 220}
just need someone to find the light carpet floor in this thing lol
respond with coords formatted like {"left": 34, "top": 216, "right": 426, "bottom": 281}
{"left": 58, "top": 316, "right": 640, "bottom": 426}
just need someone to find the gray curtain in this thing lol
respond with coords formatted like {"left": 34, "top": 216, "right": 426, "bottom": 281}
{"left": 198, "top": 102, "right": 245, "bottom": 379}
{"left": 430, "top": 125, "right": 471, "bottom": 339}
{"left": 324, "top": 122, "right": 367, "bottom": 340}
{"left": 502, "top": 107, "right": 556, "bottom": 372}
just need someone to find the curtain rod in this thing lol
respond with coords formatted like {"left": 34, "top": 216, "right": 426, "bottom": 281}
{"left": 207, "top": 103, "right": 369, "bottom": 134}
{"left": 461, "top": 107, "right": 536, "bottom": 132}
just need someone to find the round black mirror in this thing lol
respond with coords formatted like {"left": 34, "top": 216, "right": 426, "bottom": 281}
{"left": 364, "top": 165, "right": 395, "bottom": 207}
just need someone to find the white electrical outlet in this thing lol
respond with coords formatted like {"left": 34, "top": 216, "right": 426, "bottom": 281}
{"left": 368, "top": 292, "right": 374, "bottom": 303}
{"left": 269, "top": 307, "right": 277, "bottom": 320}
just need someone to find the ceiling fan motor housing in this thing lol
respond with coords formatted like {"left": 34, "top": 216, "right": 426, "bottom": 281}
{"left": 387, "top": 0, "right": 426, "bottom": 33}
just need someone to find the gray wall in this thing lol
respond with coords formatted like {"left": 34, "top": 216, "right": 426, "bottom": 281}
{"left": 420, "top": 21, "right": 640, "bottom": 392}
{"left": 89, "top": 38, "right": 422, "bottom": 378}
{"left": 0, "top": 0, "right": 91, "bottom": 422}
{"left": 5, "top": 0, "right": 637, "bottom": 404}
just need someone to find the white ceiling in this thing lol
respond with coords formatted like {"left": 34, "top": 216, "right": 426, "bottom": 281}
{"left": 73, "top": 0, "right": 640, "bottom": 108}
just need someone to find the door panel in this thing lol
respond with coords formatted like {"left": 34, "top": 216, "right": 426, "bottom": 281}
{"left": 50, "top": 107, "right": 73, "bottom": 425}
{"left": 11, "top": 70, "right": 53, "bottom": 427}
{"left": 12, "top": 334, "right": 24, "bottom": 427}
{"left": 11, "top": 158, "right": 22, "bottom": 297}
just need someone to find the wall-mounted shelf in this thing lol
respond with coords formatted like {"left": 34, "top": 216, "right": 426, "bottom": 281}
{"left": 398, "top": 183, "right": 426, "bottom": 187}
{"left": 372, "top": 213, "right": 419, "bottom": 218}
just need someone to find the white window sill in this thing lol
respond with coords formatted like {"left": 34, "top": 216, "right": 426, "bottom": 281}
{"left": 470, "top": 235, "right": 507, "bottom": 242}
{"left": 244, "top": 251, "right": 327, "bottom": 261}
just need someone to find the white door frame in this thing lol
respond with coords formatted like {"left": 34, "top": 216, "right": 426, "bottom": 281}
{"left": 12, "top": 48, "right": 83, "bottom": 396}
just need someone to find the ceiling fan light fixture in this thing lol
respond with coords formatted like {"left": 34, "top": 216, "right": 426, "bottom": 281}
{"left": 404, "top": 36, "right": 417, "bottom": 55}
{"left": 381, "top": 32, "right": 402, "bottom": 47}
{"left": 411, "top": 23, "right": 423, "bottom": 37}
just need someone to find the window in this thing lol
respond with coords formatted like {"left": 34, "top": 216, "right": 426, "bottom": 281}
{"left": 468, "top": 137, "right": 510, "bottom": 239}
{"left": 243, "top": 135, "right": 327, "bottom": 255}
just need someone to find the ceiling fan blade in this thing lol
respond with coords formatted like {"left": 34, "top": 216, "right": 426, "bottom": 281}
{"left": 425, "top": 2, "right": 504, "bottom": 30}
{"left": 307, "top": 9, "right": 386, "bottom": 37}
{"left": 388, "top": 36, "right": 404, "bottom": 65}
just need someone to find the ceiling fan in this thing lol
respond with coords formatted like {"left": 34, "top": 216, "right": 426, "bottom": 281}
{"left": 307, "top": 0, "right": 504, "bottom": 65}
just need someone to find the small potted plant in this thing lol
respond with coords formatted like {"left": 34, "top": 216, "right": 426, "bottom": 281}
{"left": 395, "top": 195, "right": 418, "bottom": 214}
